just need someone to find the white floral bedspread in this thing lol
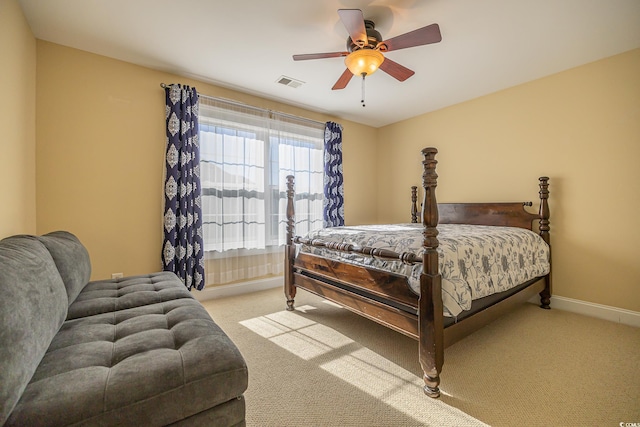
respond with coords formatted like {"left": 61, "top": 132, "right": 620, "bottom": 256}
{"left": 299, "top": 223, "right": 550, "bottom": 318}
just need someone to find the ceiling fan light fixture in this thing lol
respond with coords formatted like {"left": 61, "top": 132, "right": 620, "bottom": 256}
{"left": 344, "top": 49, "right": 384, "bottom": 76}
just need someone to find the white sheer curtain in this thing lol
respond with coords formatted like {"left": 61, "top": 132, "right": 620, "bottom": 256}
{"left": 198, "top": 96, "right": 324, "bottom": 286}
{"left": 274, "top": 115, "right": 325, "bottom": 242}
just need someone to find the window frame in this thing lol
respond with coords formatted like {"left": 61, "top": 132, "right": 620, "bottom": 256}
{"left": 198, "top": 99, "right": 325, "bottom": 257}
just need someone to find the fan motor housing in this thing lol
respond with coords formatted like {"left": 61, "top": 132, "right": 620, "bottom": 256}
{"left": 346, "top": 20, "right": 385, "bottom": 52}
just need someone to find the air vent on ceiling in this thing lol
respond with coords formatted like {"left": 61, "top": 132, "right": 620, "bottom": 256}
{"left": 276, "top": 76, "right": 304, "bottom": 88}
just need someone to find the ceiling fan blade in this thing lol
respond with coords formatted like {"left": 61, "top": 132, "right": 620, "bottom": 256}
{"left": 293, "top": 52, "right": 348, "bottom": 61}
{"left": 332, "top": 69, "right": 353, "bottom": 90}
{"left": 383, "top": 23, "right": 442, "bottom": 52}
{"left": 338, "top": 9, "right": 368, "bottom": 48}
{"left": 378, "top": 58, "right": 415, "bottom": 82}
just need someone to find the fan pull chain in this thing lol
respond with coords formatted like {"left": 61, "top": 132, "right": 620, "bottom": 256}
{"left": 361, "top": 73, "right": 366, "bottom": 107}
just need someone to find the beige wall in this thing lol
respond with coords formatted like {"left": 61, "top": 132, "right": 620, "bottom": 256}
{"left": 35, "top": 41, "right": 377, "bottom": 281}
{"left": 0, "top": 0, "right": 37, "bottom": 238}
{"left": 377, "top": 49, "right": 640, "bottom": 312}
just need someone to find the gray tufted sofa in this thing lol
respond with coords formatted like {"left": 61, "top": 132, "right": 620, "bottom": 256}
{"left": 0, "top": 231, "right": 248, "bottom": 426}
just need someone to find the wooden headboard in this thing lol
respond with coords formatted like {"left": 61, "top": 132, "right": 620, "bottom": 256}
{"left": 410, "top": 177, "right": 550, "bottom": 235}
{"left": 438, "top": 202, "right": 538, "bottom": 230}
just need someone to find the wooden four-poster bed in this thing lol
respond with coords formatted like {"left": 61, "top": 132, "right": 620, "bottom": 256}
{"left": 284, "top": 147, "right": 551, "bottom": 397}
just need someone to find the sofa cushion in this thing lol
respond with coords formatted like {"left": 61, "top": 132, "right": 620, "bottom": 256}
{"left": 67, "top": 272, "right": 195, "bottom": 319}
{"left": 5, "top": 298, "right": 248, "bottom": 427}
{"left": 0, "top": 235, "right": 69, "bottom": 426}
{"left": 38, "top": 231, "right": 91, "bottom": 305}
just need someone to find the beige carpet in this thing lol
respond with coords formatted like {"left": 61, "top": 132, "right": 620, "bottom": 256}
{"left": 201, "top": 287, "right": 640, "bottom": 426}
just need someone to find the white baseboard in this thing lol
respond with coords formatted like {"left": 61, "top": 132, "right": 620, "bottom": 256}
{"left": 530, "top": 295, "right": 640, "bottom": 328}
{"left": 193, "top": 276, "right": 283, "bottom": 302}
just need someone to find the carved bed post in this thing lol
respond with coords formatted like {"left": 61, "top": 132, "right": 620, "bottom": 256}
{"left": 419, "top": 147, "right": 444, "bottom": 398}
{"left": 411, "top": 186, "right": 418, "bottom": 223}
{"left": 538, "top": 176, "right": 552, "bottom": 309}
{"left": 285, "top": 175, "right": 297, "bottom": 311}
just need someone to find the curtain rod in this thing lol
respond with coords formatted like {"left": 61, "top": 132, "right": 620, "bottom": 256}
{"left": 160, "top": 83, "right": 326, "bottom": 128}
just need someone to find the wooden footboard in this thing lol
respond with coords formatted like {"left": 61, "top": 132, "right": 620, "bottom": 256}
{"left": 284, "top": 147, "right": 551, "bottom": 398}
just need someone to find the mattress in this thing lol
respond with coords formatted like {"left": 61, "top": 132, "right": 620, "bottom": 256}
{"left": 299, "top": 223, "right": 550, "bottom": 318}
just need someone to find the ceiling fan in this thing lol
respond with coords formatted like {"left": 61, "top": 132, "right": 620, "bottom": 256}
{"left": 292, "top": 9, "right": 442, "bottom": 94}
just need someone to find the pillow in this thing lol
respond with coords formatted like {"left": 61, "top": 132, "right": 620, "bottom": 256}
{"left": 38, "top": 231, "right": 91, "bottom": 305}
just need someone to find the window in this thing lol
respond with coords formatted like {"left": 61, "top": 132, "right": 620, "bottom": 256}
{"left": 198, "top": 96, "right": 324, "bottom": 256}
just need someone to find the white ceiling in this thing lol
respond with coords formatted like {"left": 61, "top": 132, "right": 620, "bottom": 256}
{"left": 18, "top": 0, "right": 640, "bottom": 128}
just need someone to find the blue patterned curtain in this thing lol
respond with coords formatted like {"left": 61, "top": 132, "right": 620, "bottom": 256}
{"left": 323, "top": 122, "right": 344, "bottom": 227}
{"left": 163, "top": 84, "right": 205, "bottom": 290}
